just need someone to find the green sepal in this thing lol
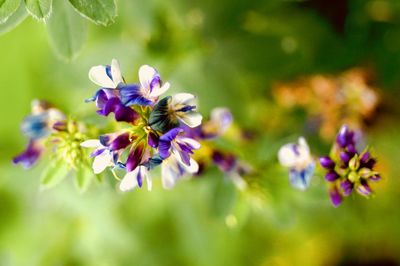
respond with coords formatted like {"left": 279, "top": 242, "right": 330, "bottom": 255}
{"left": 40, "top": 160, "right": 70, "bottom": 189}
{"left": 75, "top": 165, "right": 93, "bottom": 193}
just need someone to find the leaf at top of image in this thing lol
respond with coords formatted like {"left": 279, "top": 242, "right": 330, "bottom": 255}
{"left": 0, "top": 1, "right": 28, "bottom": 35}
{"left": 47, "top": 0, "right": 87, "bottom": 61}
{"left": 24, "top": 0, "right": 52, "bottom": 20}
{"left": 68, "top": 0, "right": 116, "bottom": 26}
{"left": 0, "top": 0, "right": 21, "bottom": 24}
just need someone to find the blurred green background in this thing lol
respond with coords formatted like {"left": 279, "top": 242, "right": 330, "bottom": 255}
{"left": 1, "top": 0, "right": 400, "bottom": 265}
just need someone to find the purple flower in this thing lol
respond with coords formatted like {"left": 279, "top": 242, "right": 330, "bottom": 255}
{"left": 321, "top": 125, "right": 381, "bottom": 206}
{"left": 13, "top": 140, "right": 42, "bottom": 169}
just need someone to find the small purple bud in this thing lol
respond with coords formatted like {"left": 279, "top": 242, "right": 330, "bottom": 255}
{"left": 369, "top": 174, "right": 381, "bottom": 182}
{"left": 336, "top": 125, "right": 349, "bottom": 148}
{"left": 356, "top": 181, "right": 372, "bottom": 196}
{"left": 319, "top": 156, "right": 335, "bottom": 169}
{"left": 346, "top": 144, "right": 357, "bottom": 156}
{"left": 339, "top": 152, "right": 350, "bottom": 165}
{"left": 360, "top": 151, "right": 370, "bottom": 164}
{"left": 329, "top": 187, "right": 342, "bottom": 207}
{"left": 325, "top": 170, "right": 339, "bottom": 182}
{"left": 340, "top": 180, "right": 353, "bottom": 196}
{"left": 53, "top": 121, "right": 67, "bottom": 131}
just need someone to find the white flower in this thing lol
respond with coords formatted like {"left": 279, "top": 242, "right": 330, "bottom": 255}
{"left": 80, "top": 139, "right": 114, "bottom": 174}
{"left": 88, "top": 59, "right": 124, "bottom": 89}
{"left": 278, "top": 137, "right": 315, "bottom": 190}
{"left": 119, "top": 166, "right": 152, "bottom": 191}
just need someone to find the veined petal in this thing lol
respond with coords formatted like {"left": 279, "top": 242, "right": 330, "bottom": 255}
{"left": 126, "top": 143, "right": 144, "bottom": 172}
{"left": 89, "top": 65, "right": 115, "bottom": 88}
{"left": 145, "top": 170, "right": 152, "bottom": 191}
{"left": 178, "top": 137, "right": 201, "bottom": 150}
{"left": 161, "top": 159, "right": 180, "bottom": 189}
{"left": 111, "top": 59, "right": 124, "bottom": 86}
{"left": 139, "top": 65, "right": 157, "bottom": 91}
{"left": 182, "top": 157, "right": 199, "bottom": 174}
{"left": 149, "top": 82, "right": 170, "bottom": 98}
{"left": 177, "top": 112, "right": 202, "bottom": 128}
{"left": 119, "top": 168, "right": 139, "bottom": 192}
{"left": 172, "top": 93, "right": 196, "bottom": 106}
{"left": 120, "top": 84, "right": 153, "bottom": 106}
{"left": 80, "top": 139, "right": 101, "bottom": 148}
{"left": 92, "top": 151, "right": 113, "bottom": 174}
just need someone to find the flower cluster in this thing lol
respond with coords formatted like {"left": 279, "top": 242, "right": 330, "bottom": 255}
{"left": 13, "top": 100, "right": 65, "bottom": 168}
{"left": 82, "top": 59, "right": 203, "bottom": 191}
{"left": 319, "top": 125, "right": 381, "bottom": 207}
{"left": 273, "top": 68, "right": 379, "bottom": 141}
{"left": 278, "top": 137, "right": 315, "bottom": 190}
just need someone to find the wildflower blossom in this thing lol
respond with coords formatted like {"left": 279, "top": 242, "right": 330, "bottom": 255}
{"left": 13, "top": 100, "right": 65, "bottom": 168}
{"left": 278, "top": 137, "right": 315, "bottom": 190}
{"left": 83, "top": 61, "right": 203, "bottom": 191}
{"left": 319, "top": 125, "right": 381, "bottom": 207}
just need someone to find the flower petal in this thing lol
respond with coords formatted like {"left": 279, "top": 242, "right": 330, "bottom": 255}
{"left": 178, "top": 137, "right": 201, "bottom": 150}
{"left": 161, "top": 159, "right": 180, "bottom": 189}
{"left": 13, "top": 140, "right": 42, "bottom": 169}
{"left": 119, "top": 168, "right": 139, "bottom": 192}
{"left": 139, "top": 65, "right": 157, "bottom": 91}
{"left": 177, "top": 111, "right": 202, "bottom": 128}
{"left": 92, "top": 151, "right": 112, "bottom": 174}
{"left": 111, "top": 59, "right": 124, "bottom": 87}
{"left": 120, "top": 84, "right": 153, "bottom": 106}
{"left": 89, "top": 65, "right": 115, "bottom": 88}
{"left": 126, "top": 143, "right": 144, "bottom": 172}
{"left": 80, "top": 139, "right": 101, "bottom": 148}
{"left": 172, "top": 93, "right": 196, "bottom": 106}
{"left": 149, "top": 82, "right": 170, "bottom": 98}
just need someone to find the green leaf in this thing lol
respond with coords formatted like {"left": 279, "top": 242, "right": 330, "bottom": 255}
{"left": 68, "top": 0, "right": 116, "bottom": 26}
{"left": 75, "top": 165, "right": 93, "bottom": 192}
{"left": 0, "top": 1, "right": 27, "bottom": 35}
{"left": 40, "top": 160, "right": 70, "bottom": 189}
{"left": 24, "top": 0, "right": 52, "bottom": 20}
{"left": 47, "top": 0, "right": 87, "bottom": 61}
{"left": 0, "top": 0, "right": 21, "bottom": 24}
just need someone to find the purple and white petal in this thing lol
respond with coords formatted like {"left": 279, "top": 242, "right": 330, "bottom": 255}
{"left": 89, "top": 65, "right": 116, "bottom": 88}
